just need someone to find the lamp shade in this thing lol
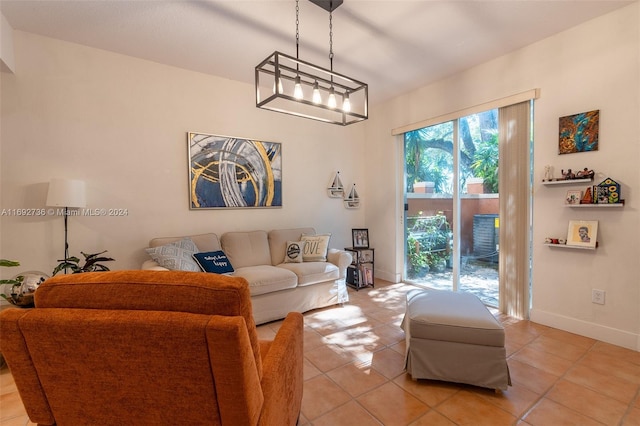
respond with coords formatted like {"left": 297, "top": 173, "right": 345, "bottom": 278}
{"left": 46, "top": 179, "right": 86, "bottom": 208}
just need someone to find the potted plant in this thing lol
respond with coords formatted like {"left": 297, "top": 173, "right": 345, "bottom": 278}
{"left": 52, "top": 251, "right": 115, "bottom": 276}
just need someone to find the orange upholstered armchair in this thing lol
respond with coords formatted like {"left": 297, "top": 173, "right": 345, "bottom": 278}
{"left": 0, "top": 271, "right": 303, "bottom": 425}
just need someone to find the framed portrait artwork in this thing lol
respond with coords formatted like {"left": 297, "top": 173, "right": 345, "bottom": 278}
{"left": 566, "top": 220, "right": 598, "bottom": 248}
{"left": 188, "top": 132, "right": 282, "bottom": 209}
{"left": 352, "top": 229, "right": 369, "bottom": 249}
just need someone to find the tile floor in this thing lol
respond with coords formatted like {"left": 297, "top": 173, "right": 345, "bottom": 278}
{"left": 1, "top": 280, "right": 639, "bottom": 425}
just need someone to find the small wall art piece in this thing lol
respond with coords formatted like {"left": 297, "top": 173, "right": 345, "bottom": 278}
{"left": 558, "top": 110, "right": 599, "bottom": 154}
{"left": 559, "top": 110, "right": 600, "bottom": 154}
{"left": 565, "top": 190, "right": 582, "bottom": 205}
{"left": 566, "top": 220, "right": 598, "bottom": 249}
{"left": 188, "top": 132, "right": 282, "bottom": 209}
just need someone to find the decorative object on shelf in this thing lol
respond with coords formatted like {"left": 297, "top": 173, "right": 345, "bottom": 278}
{"left": 565, "top": 190, "right": 582, "bottom": 205}
{"left": 52, "top": 251, "right": 115, "bottom": 276}
{"left": 352, "top": 228, "right": 369, "bottom": 249}
{"left": 566, "top": 220, "right": 598, "bottom": 249}
{"left": 327, "top": 171, "right": 344, "bottom": 198}
{"left": 581, "top": 187, "right": 593, "bottom": 204}
{"left": 255, "top": 0, "right": 367, "bottom": 126}
{"left": 344, "top": 184, "right": 360, "bottom": 209}
{"left": 541, "top": 167, "right": 594, "bottom": 182}
{"left": 544, "top": 238, "right": 566, "bottom": 245}
{"left": 593, "top": 177, "right": 621, "bottom": 204}
{"left": 46, "top": 178, "right": 87, "bottom": 267}
{"left": 576, "top": 168, "right": 595, "bottom": 179}
{"left": 188, "top": 132, "right": 282, "bottom": 209}
{"left": 0, "top": 260, "right": 49, "bottom": 308}
{"left": 558, "top": 109, "right": 599, "bottom": 154}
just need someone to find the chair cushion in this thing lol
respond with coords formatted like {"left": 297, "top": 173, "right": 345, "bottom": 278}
{"left": 301, "top": 234, "right": 331, "bottom": 262}
{"left": 268, "top": 228, "right": 316, "bottom": 265}
{"left": 221, "top": 231, "right": 272, "bottom": 268}
{"left": 277, "top": 262, "right": 339, "bottom": 286}
{"left": 283, "top": 241, "right": 304, "bottom": 263}
{"left": 149, "top": 233, "right": 221, "bottom": 252}
{"left": 404, "top": 289, "right": 504, "bottom": 347}
{"left": 34, "top": 271, "right": 264, "bottom": 378}
{"left": 193, "top": 251, "right": 234, "bottom": 274}
{"left": 144, "top": 237, "right": 200, "bottom": 271}
{"left": 232, "top": 265, "right": 298, "bottom": 296}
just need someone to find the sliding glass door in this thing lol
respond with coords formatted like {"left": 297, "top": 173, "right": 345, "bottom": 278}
{"left": 404, "top": 110, "right": 500, "bottom": 307}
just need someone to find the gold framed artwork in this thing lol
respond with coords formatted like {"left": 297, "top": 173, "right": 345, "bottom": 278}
{"left": 566, "top": 220, "right": 598, "bottom": 248}
{"left": 188, "top": 132, "right": 282, "bottom": 209}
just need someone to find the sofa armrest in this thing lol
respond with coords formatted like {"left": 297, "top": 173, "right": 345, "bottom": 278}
{"left": 327, "top": 249, "right": 352, "bottom": 278}
{"left": 258, "top": 312, "right": 303, "bottom": 426}
{"left": 141, "top": 259, "right": 169, "bottom": 271}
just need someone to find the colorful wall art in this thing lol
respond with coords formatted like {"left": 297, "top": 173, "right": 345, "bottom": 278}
{"left": 188, "top": 132, "right": 282, "bottom": 209}
{"left": 558, "top": 110, "right": 599, "bottom": 154}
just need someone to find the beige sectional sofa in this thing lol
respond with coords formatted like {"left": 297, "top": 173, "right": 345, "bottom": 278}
{"left": 142, "top": 227, "right": 352, "bottom": 324}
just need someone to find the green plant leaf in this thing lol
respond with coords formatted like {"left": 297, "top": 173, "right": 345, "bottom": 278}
{"left": 0, "top": 259, "right": 20, "bottom": 268}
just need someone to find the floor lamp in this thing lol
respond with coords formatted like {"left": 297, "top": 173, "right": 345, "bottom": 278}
{"left": 46, "top": 179, "right": 86, "bottom": 272}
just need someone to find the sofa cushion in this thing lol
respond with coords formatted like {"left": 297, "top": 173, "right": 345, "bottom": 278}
{"left": 268, "top": 228, "right": 316, "bottom": 265}
{"left": 232, "top": 265, "right": 298, "bottom": 296}
{"left": 148, "top": 233, "right": 221, "bottom": 252}
{"left": 192, "top": 251, "right": 234, "bottom": 274}
{"left": 221, "top": 231, "right": 272, "bottom": 268}
{"left": 301, "top": 234, "right": 331, "bottom": 262}
{"left": 277, "top": 262, "right": 339, "bottom": 287}
{"left": 284, "top": 241, "right": 304, "bottom": 263}
{"left": 144, "top": 238, "right": 200, "bottom": 271}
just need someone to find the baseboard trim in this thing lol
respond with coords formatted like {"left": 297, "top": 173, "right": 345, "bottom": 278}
{"left": 530, "top": 308, "right": 639, "bottom": 351}
{"left": 375, "top": 270, "right": 401, "bottom": 284}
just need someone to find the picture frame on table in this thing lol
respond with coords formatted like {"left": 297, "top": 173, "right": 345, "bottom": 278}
{"left": 565, "top": 190, "right": 582, "bottom": 205}
{"left": 566, "top": 220, "right": 598, "bottom": 248}
{"left": 352, "top": 228, "right": 369, "bottom": 249}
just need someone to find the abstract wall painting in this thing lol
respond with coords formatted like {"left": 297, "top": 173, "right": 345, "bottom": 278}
{"left": 558, "top": 110, "right": 599, "bottom": 154}
{"left": 188, "top": 132, "right": 282, "bottom": 209}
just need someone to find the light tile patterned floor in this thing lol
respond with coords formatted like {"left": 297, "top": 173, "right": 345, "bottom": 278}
{"left": 1, "top": 280, "right": 639, "bottom": 425}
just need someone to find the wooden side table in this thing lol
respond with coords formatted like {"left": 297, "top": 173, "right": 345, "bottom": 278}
{"left": 344, "top": 247, "right": 374, "bottom": 290}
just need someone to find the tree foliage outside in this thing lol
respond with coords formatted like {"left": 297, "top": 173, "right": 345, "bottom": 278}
{"left": 404, "top": 109, "right": 498, "bottom": 194}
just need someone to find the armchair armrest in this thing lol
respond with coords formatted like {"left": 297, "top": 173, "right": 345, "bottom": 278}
{"left": 258, "top": 312, "right": 303, "bottom": 426}
{"left": 327, "top": 249, "right": 352, "bottom": 278}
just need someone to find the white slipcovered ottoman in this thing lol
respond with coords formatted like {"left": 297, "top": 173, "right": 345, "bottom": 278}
{"left": 401, "top": 289, "right": 511, "bottom": 390}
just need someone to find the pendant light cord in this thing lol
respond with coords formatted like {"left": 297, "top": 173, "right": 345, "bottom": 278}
{"left": 295, "top": 0, "right": 300, "bottom": 60}
{"left": 329, "top": 9, "right": 333, "bottom": 72}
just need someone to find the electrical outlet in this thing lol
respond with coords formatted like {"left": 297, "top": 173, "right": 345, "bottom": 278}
{"left": 592, "top": 289, "right": 606, "bottom": 305}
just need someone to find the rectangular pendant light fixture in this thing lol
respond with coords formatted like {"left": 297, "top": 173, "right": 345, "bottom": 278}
{"left": 255, "top": 0, "right": 368, "bottom": 126}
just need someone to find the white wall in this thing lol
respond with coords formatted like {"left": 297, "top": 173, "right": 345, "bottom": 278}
{"left": 0, "top": 31, "right": 366, "bottom": 275}
{"left": 367, "top": 3, "right": 640, "bottom": 350}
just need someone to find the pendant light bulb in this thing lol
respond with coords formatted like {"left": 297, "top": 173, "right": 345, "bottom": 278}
{"left": 328, "top": 87, "right": 337, "bottom": 109}
{"left": 273, "top": 77, "right": 283, "bottom": 94}
{"left": 312, "top": 81, "right": 322, "bottom": 104}
{"left": 293, "top": 76, "right": 303, "bottom": 100}
{"left": 342, "top": 93, "right": 351, "bottom": 112}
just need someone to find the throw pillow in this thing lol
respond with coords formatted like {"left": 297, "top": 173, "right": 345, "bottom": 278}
{"left": 144, "top": 237, "right": 200, "bottom": 272}
{"left": 284, "top": 241, "right": 304, "bottom": 263}
{"left": 192, "top": 251, "right": 235, "bottom": 274}
{"left": 301, "top": 233, "right": 331, "bottom": 262}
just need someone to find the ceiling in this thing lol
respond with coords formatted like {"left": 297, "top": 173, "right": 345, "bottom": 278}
{"left": 0, "top": 0, "right": 635, "bottom": 105}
